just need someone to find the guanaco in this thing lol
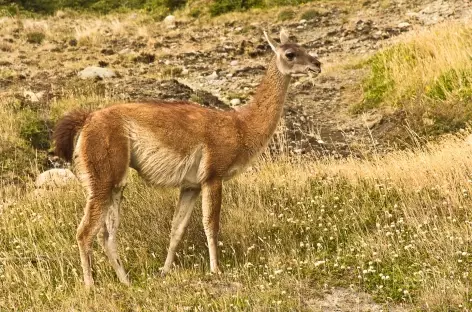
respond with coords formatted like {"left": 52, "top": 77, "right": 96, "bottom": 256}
{"left": 54, "top": 29, "right": 321, "bottom": 287}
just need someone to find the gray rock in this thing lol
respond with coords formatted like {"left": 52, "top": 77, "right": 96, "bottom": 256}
{"left": 78, "top": 66, "right": 116, "bottom": 79}
{"left": 406, "top": 12, "right": 420, "bottom": 20}
{"left": 397, "top": 22, "right": 411, "bottom": 29}
{"left": 230, "top": 98, "right": 241, "bottom": 106}
{"left": 118, "top": 48, "right": 131, "bottom": 54}
{"left": 35, "top": 169, "right": 77, "bottom": 189}
{"left": 207, "top": 71, "right": 218, "bottom": 80}
{"left": 23, "top": 90, "right": 44, "bottom": 102}
{"left": 164, "top": 15, "right": 176, "bottom": 29}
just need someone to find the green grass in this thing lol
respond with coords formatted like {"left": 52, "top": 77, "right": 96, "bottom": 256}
{"left": 354, "top": 43, "right": 420, "bottom": 112}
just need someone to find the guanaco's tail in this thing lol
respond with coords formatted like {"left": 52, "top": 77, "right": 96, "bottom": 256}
{"left": 53, "top": 109, "right": 91, "bottom": 162}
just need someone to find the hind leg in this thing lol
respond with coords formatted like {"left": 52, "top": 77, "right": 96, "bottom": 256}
{"left": 74, "top": 122, "right": 130, "bottom": 287}
{"left": 99, "top": 184, "right": 129, "bottom": 285}
{"left": 76, "top": 194, "right": 109, "bottom": 288}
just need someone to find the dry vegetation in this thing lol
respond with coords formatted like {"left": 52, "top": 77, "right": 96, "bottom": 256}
{"left": 2, "top": 1, "right": 472, "bottom": 311}
{"left": 356, "top": 21, "right": 472, "bottom": 135}
{"left": 2, "top": 138, "right": 472, "bottom": 310}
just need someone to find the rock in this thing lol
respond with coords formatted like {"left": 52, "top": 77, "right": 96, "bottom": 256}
{"left": 78, "top": 66, "right": 116, "bottom": 79}
{"left": 422, "top": 117, "right": 434, "bottom": 126}
{"left": 372, "top": 30, "right": 383, "bottom": 40}
{"left": 181, "top": 68, "right": 189, "bottom": 75}
{"left": 230, "top": 98, "right": 241, "bottom": 106}
{"left": 406, "top": 12, "right": 420, "bottom": 20}
{"left": 164, "top": 15, "right": 176, "bottom": 29}
{"left": 118, "top": 48, "right": 131, "bottom": 54}
{"left": 398, "top": 22, "right": 411, "bottom": 30}
{"left": 465, "top": 134, "right": 472, "bottom": 146}
{"left": 23, "top": 90, "right": 44, "bottom": 103}
{"left": 230, "top": 60, "right": 239, "bottom": 66}
{"left": 55, "top": 10, "right": 67, "bottom": 18}
{"left": 207, "top": 71, "right": 218, "bottom": 80}
{"left": 35, "top": 169, "right": 76, "bottom": 189}
{"left": 362, "top": 111, "right": 383, "bottom": 129}
{"left": 299, "top": 19, "right": 307, "bottom": 24}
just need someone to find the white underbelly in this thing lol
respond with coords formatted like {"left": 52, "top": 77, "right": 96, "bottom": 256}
{"left": 128, "top": 126, "right": 204, "bottom": 187}
{"left": 131, "top": 144, "right": 203, "bottom": 187}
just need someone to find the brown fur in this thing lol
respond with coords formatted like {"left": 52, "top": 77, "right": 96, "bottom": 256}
{"left": 53, "top": 109, "right": 90, "bottom": 162}
{"left": 54, "top": 33, "right": 321, "bottom": 287}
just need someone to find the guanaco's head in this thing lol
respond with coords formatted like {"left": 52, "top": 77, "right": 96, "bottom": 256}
{"left": 264, "top": 29, "right": 321, "bottom": 76}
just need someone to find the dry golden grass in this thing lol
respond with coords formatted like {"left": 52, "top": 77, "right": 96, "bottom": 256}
{"left": 1, "top": 134, "right": 472, "bottom": 310}
{"left": 387, "top": 22, "right": 472, "bottom": 103}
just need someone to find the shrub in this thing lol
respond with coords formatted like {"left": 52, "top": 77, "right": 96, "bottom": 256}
{"left": 300, "top": 8, "right": 319, "bottom": 20}
{"left": 26, "top": 31, "right": 46, "bottom": 44}
{"left": 277, "top": 8, "right": 295, "bottom": 21}
{"left": 209, "top": 0, "right": 263, "bottom": 17}
{"left": 19, "top": 110, "right": 52, "bottom": 150}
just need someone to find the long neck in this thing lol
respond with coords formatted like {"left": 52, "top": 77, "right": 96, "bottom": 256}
{"left": 237, "top": 56, "right": 291, "bottom": 155}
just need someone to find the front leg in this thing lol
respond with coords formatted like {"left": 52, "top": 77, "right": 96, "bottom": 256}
{"left": 162, "top": 187, "right": 201, "bottom": 276}
{"left": 202, "top": 179, "right": 222, "bottom": 274}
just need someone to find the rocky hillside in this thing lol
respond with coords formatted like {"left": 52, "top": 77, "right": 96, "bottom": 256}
{"left": 0, "top": 0, "right": 471, "bottom": 182}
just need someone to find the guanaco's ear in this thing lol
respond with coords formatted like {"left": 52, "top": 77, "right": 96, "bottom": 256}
{"left": 280, "top": 28, "right": 290, "bottom": 44}
{"left": 263, "top": 30, "right": 277, "bottom": 53}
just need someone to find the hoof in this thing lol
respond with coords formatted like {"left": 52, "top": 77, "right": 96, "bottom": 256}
{"left": 160, "top": 268, "right": 169, "bottom": 278}
{"left": 210, "top": 268, "right": 222, "bottom": 275}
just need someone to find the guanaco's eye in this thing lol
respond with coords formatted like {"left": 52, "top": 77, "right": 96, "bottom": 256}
{"left": 285, "top": 51, "right": 295, "bottom": 60}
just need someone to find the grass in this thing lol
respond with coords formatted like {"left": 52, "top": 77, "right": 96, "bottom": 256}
{"left": 277, "top": 8, "right": 296, "bottom": 21}
{"left": 354, "top": 22, "right": 472, "bottom": 136}
{"left": 1, "top": 0, "right": 331, "bottom": 17}
{"left": 1, "top": 4, "right": 472, "bottom": 310}
{"left": 25, "top": 30, "right": 46, "bottom": 44}
{"left": 2, "top": 133, "right": 472, "bottom": 310}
